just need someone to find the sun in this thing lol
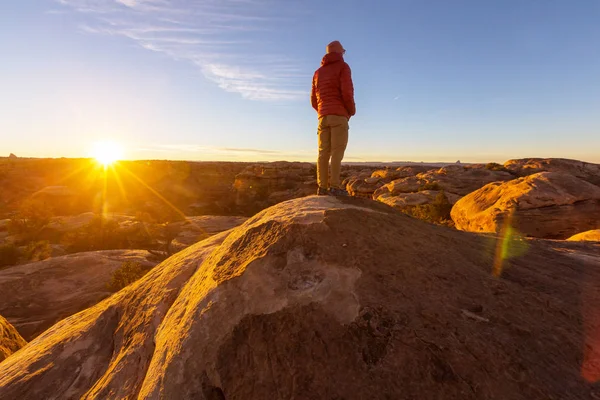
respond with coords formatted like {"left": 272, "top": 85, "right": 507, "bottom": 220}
{"left": 91, "top": 140, "right": 124, "bottom": 166}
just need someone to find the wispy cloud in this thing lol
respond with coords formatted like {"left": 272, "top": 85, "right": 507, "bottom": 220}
{"left": 57, "top": 0, "right": 310, "bottom": 100}
{"left": 220, "top": 147, "right": 281, "bottom": 154}
{"left": 137, "top": 144, "right": 283, "bottom": 155}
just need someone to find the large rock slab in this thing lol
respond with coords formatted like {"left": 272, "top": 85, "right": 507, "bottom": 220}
{"left": 451, "top": 172, "right": 600, "bottom": 239}
{"left": 504, "top": 158, "right": 600, "bottom": 186}
{"left": 0, "top": 250, "right": 157, "bottom": 340}
{"left": 0, "top": 315, "right": 26, "bottom": 363}
{"left": 1, "top": 196, "right": 599, "bottom": 399}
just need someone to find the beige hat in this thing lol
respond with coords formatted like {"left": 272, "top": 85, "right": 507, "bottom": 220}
{"left": 326, "top": 40, "right": 345, "bottom": 54}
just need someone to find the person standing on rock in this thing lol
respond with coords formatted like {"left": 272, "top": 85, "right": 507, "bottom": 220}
{"left": 311, "top": 40, "right": 356, "bottom": 196}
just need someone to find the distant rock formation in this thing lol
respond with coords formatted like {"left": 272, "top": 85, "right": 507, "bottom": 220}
{"left": 504, "top": 158, "right": 600, "bottom": 186}
{"left": 233, "top": 162, "right": 316, "bottom": 213}
{"left": 0, "top": 315, "right": 26, "bottom": 363}
{"left": 8, "top": 153, "right": 17, "bottom": 159}
{"left": 345, "top": 166, "right": 433, "bottom": 198}
{"left": 1, "top": 197, "right": 599, "bottom": 399}
{"left": 371, "top": 164, "right": 513, "bottom": 212}
{"left": 451, "top": 172, "right": 600, "bottom": 239}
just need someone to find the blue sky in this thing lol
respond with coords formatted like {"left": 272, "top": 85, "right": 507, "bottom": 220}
{"left": 1, "top": 0, "right": 599, "bottom": 163}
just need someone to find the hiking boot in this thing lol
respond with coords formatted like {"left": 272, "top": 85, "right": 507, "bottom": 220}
{"left": 317, "top": 186, "right": 329, "bottom": 196}
{"left": 329, "top": 187, "right": 349, "bottom": 196}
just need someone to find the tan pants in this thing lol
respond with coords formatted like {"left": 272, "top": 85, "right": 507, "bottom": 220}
{"left": 317, "top": 115, "right": 349, "bottom": 189}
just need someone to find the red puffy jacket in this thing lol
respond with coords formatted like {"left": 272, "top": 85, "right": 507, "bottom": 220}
{"left": 311, "top": 52, "right": 356, "bottom": 119}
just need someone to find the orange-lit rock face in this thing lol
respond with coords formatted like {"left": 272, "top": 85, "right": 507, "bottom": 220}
{"left": 0, "top": 315, "right": 26, "bottom": 362}
{"left": 451, "top": 172, "right": 600, "bottom": 239}
{"left": 1, "top": 196, "right": 598, "bottom": 400}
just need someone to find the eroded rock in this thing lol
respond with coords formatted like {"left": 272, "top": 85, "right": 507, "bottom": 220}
{"left": 451, "top": 172, "right": 600, "bottom": 239}
{"left": 1, "top": 196, "right": 599, "bottom": 399}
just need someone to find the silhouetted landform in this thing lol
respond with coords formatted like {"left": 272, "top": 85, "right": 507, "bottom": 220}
{"left": 0, "top": 197, "right": 598, "bottom": 399}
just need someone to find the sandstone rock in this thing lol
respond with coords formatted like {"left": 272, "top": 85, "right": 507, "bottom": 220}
{"left": 8, "top": 153, "right": 17, "bottom": 159}
{"left": 419, "top": 165, "right": 514, "bottom": 196}
{"left": 171, "top": 216, "right": 247, "bottom": 250}
{"left": 370, "top": 165, "right": 432, "bottom": 180}
{"left": 567, "top": 230, "right": 600, "bottom": 242}
{"left": 46, "top": 212, "right": 97, "bottom": 232}
{"left": 179, "top": 215, "right": 248, "bottom": 236}
{"left": 451, "top": 172, "right": 600, "bottom": 239}
{"left": 0, "top": 250, "right": 157, "bottom": 340}
{"left": 0, "top": 315, "right": 26, "bottom": 363}
{"left": 233, "top": 162, "right": 316, "bottom": 213}
{"left": 504, "top": 158, "right": 600, "bottom": 186}
{"left": 346, "top": 176, "right": 384, "bottom": 198}
{"left": 377, "top": 190, "right": 443, "bottom": 209}
{"left": 372, "top": 164, "right": 511, "bottom": 203}
{"left": 1, "top": 196, "right": 599, "bottom": 399}
{"left": 346, "top": 166, "right": 434, "bottom": 199}
{"left": 374, "top": 176, "right": 423, "bottom": 197}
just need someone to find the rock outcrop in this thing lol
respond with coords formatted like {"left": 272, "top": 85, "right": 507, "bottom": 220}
{"left": 233, "top": 162, "right": 316, "bottom": 213}
{"left": 451, "top": 172, "right": 600, "bottom": 239}
{"left": 568, "top": 230, "right": 600, "bottom": 242}
{"left": 0, "top": 250, "right": 157, "bottom": 340}
{"left": 377, "top": 190, "right": 448, "bottom": 209}
{"left": 372, "top": 164, "right": 512, "bottom": 213}
{"left": 346, "top": 166, "right": 434, "bottom": 198}
{"left": 1, "top": 196, "right": 599, "bottom": 399}
{"left": 504, "top": 158, "right": 600, "bottom": 186}
{"left": 0, "top": 315, "right": 26, "bottom": 363}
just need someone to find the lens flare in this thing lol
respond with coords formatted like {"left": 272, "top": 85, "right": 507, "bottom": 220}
{"left": 493, "top": 209, "right": 529, "bottom": 277}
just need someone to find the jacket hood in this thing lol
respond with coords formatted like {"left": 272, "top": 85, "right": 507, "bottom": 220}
{"left": 321, "top": 52, "right": 344, "bottom": 66}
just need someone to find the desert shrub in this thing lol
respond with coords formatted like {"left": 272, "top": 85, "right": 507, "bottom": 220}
{"left": 23, "top": 240, "right": 52, "bottom": 262}
{"left": 0, "top": 243, "right": 20, "bottom": 267}
{"left": 485, "top": 162, "right": 509, "bottom": 172}
{"left": 8, "top": 199, "right": 53, "bottom": 242}
{"left": 106, "top": 260, "right": 151, "bottom": 292}
{"left": 404, "top": 191, "right": 454, "bottom": 227}
{"left": 417, "top": 182, "right": 442, "bottom": 192}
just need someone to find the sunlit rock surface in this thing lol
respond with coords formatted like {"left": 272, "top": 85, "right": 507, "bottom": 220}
{"left": 1, "top": 196, "right": 599, "bottom": 399}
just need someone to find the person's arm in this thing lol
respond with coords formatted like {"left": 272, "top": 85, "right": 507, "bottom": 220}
{"left": 311, "top": 73, "right": 318, "bottom": 112}
{"left": 340, "top": 63, "right": 356, "bottom": 117}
